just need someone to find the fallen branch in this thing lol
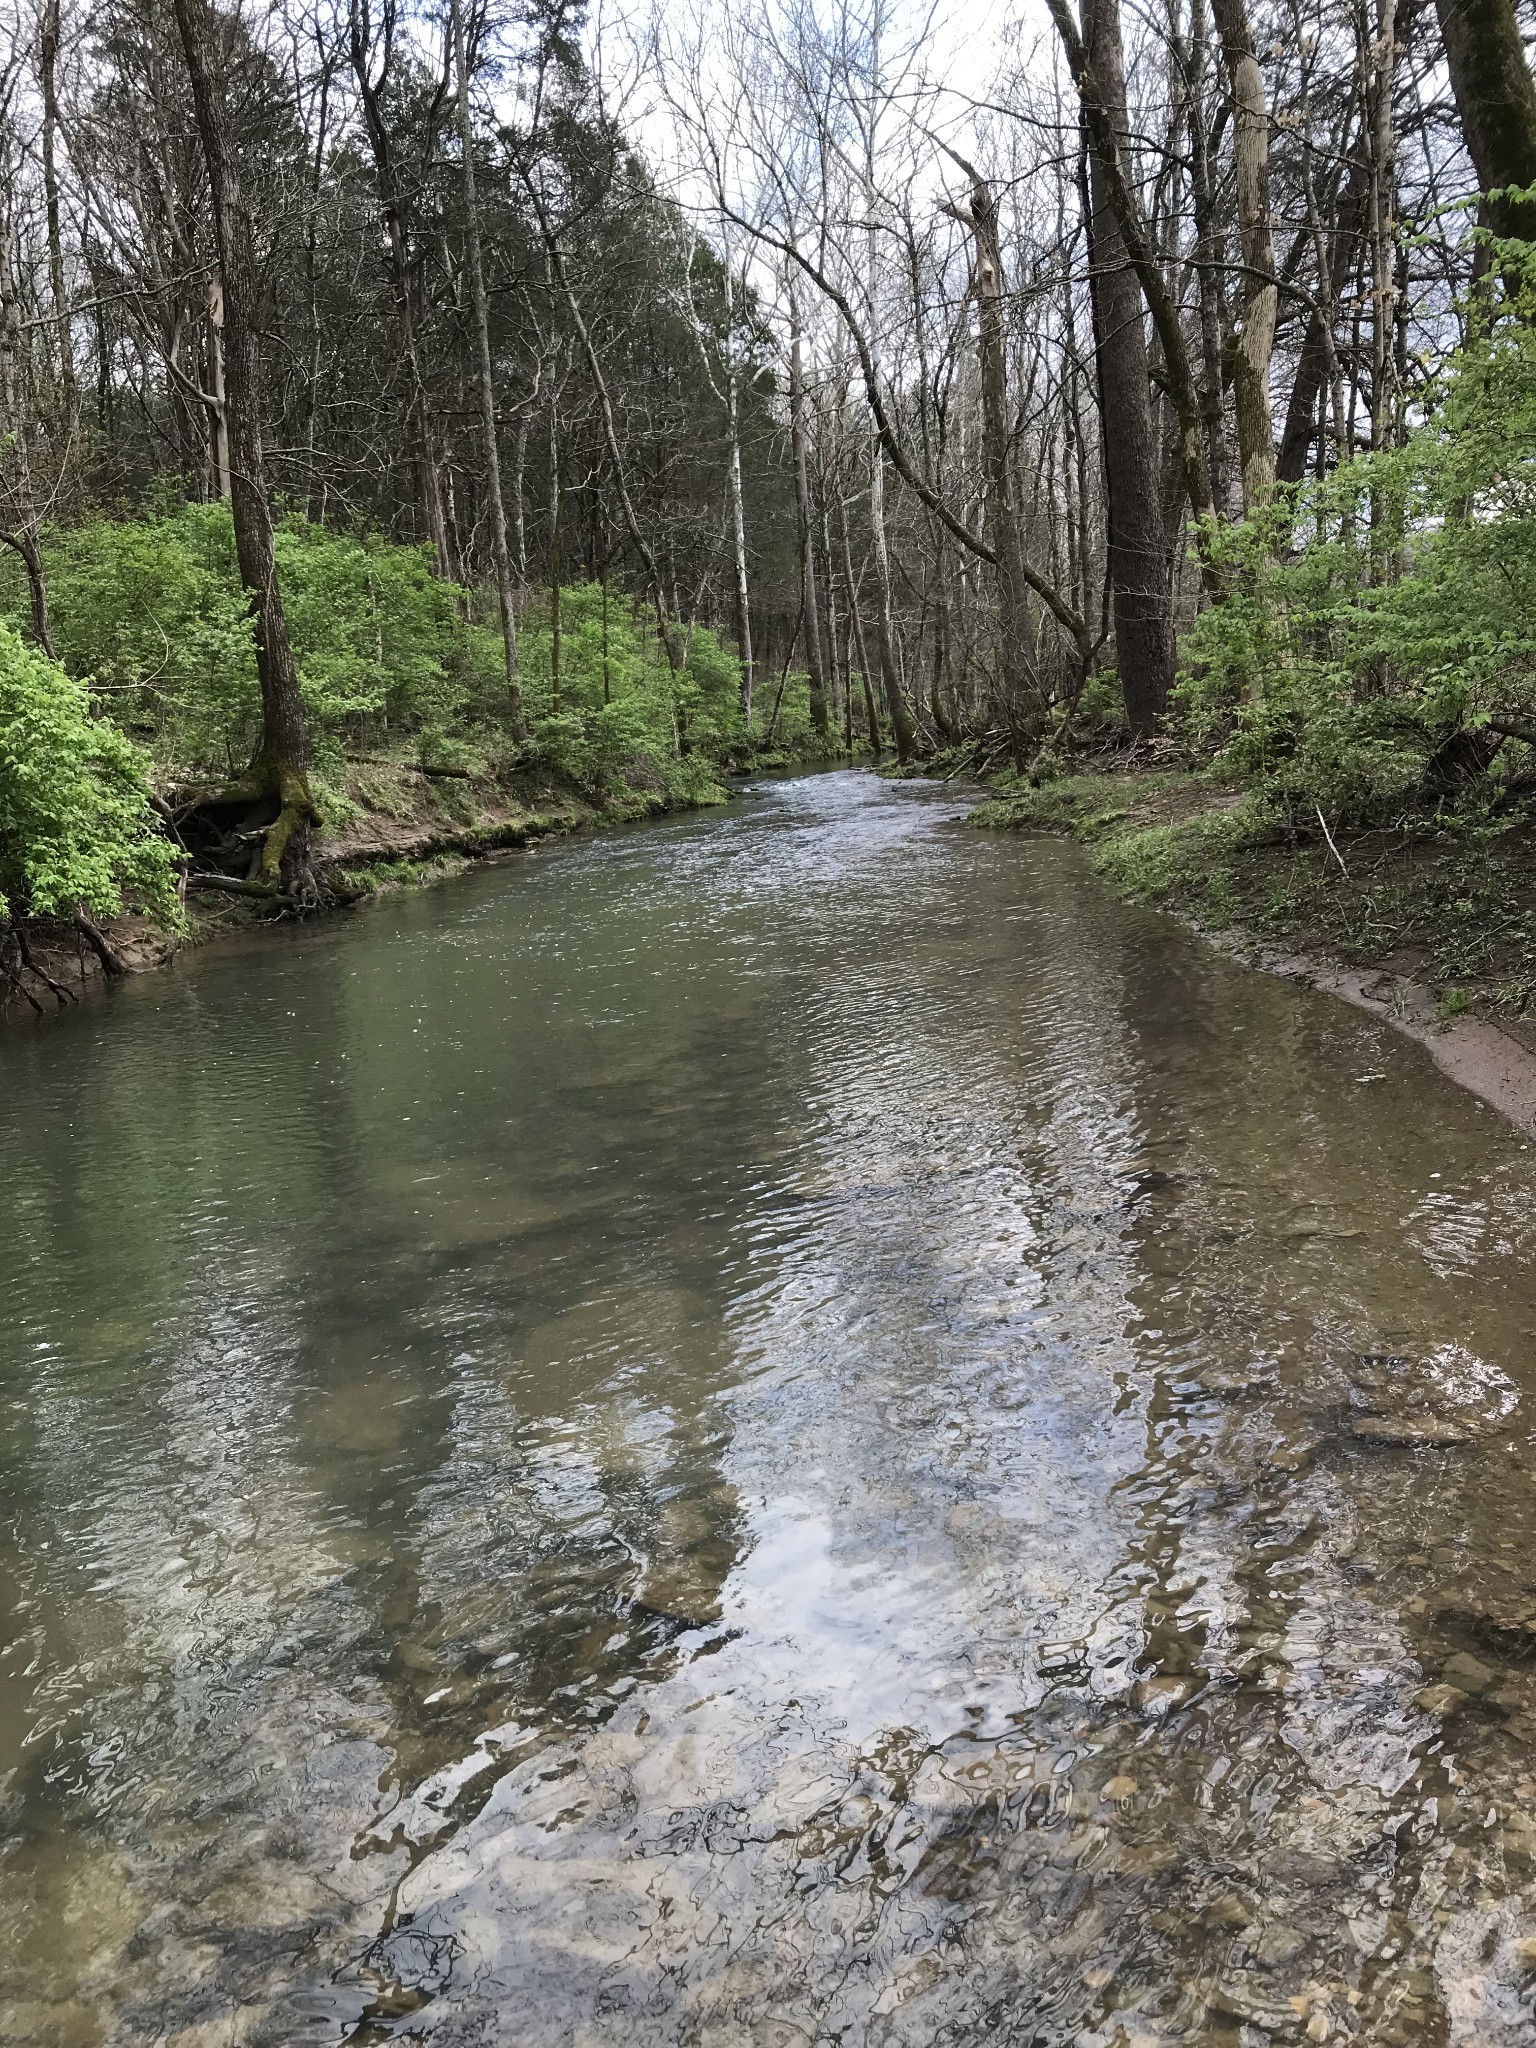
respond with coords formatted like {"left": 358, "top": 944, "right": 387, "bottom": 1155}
{"left": 186, "top": 873, "right": 302, "bottom": 908}
{"left": 13, "top": 922, "right": 76, "bottom": 1005}
{"left": 1315, "top": 803, "right": 1350, "bottom": 879}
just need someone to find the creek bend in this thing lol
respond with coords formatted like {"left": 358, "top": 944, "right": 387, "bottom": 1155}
{"left": 5, "top": 769, "right": 1536, "bottom": 2045}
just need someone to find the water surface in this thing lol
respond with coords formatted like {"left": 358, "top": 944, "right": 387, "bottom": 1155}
{"left": 5, "top": 770, "right": 1536, "bottom": 2045}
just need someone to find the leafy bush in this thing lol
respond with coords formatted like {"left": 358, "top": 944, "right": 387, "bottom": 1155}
{"left": 0, "top": 618, "right": 180, "bottom": 921}
{"left": 1176, "top": 244, "right": 1536, "bottom": 824}
{"left": 510, "top": 583, "right": 744, "bottom": 797}
{"left": 2, "top": 505, "right": 471, "bottom": 778}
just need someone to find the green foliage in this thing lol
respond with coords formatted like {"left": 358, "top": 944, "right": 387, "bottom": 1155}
{"left": 1090, "top": 799, "right": 1266, "bottom": 908}
{"left": 4, "top": 504, "right": 469, "bottom": 779}
{"left": 0, "top": 618, "right": 179, "bottom": 922}
{"left": 968, "top": 769, "right": 1199, "bottom": 836}
{"left": 1177, "top": 249, "right": 1536, "bottom": 824}
{"left": 0, "top": 515, "right": 757, "bottom": 824}
{"left": 498, "top": 583, "right": 744, "bottom": 802}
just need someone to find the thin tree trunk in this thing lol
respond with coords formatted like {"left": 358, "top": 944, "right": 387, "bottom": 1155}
{"left": 348, "top": 0, "right": 454, "bottom": 578}
{"left": 549, "top": 381, "right": 562, "bottom": 711}
{"left": 451, "top": 0, "right": 525, "bottom": 742}
{"left": 1185, "top": 0, "right": 1238, "bottom": 516}
{"left": 867, "top": 445, "right": 914, "bottom": 758}
{"left": 171, "top": 0, "right": 318, "bottom": 894}
{"left": 522, "top": 175, "right": 685, "bottom": 673}
{"left": 721, "top": 262, "right": 755, "bottom": 725}
{"left": 1278, "top": 149, "right": 1367, "bottom": 482}
{"left": 512, "top": 408, "right": 529, "bottom": 581}
{"left": 1212, "top": 0, "right": 1278, "bottom": 508}
{"left": 787, "top": 290, "right": 830, "bottom": 739}
{"left": 206, "top": 272, "right": 231, "bottom": 499}
{"left": 39, "top": 0, "right": 75, "bottom": 418}
{"left": 837, "top": 492, "right": 883, "bottom": 752}
{"left": 0, "top": 530, "right": 56, "bottom": 660}
{"left": 727, "top": 387, "right": 754, "bottom": 725}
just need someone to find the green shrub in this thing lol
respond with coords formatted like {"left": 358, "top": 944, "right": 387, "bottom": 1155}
{"left": 0, "top": 618, "right": 179, "bottom": 922}
{"left": 1175, "top": 243, "right": 1536, "bottom": 824}
{"left": 2, "top": 505, "right": 470, "bottom": 779}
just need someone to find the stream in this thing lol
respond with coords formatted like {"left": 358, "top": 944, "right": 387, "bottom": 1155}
{"left": 5, "top": 769, "right": 1536, "bottom": 2045}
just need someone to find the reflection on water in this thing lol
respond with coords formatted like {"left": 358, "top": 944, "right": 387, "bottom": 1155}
{"left": 5, "top": 770, "right": 1536, "bottom": 2044}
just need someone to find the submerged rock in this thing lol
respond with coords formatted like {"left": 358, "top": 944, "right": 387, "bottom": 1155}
{"left": 1414, "top": 1683, "right": 1470, "bottom": 1718}
{"left": 1351, "top": 1414, "right": 1475, "bottom": 1447}
{"left": 1344, "top": 1344, "right": 1518, "bottom": 1450}
{"left": 1132, "top": 1674, "right": 1198, "bottom": 1714}
{"left": 1441, "top": 1651, "right": 1497, "bottom": 1695}
{"left": 1255, "top": 1923, "right": 1308, "bottom": 1969}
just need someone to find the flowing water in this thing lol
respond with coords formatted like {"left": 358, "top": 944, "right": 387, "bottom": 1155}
{"left": 7, "top": 770, "right": 1536, "bottom": 2047}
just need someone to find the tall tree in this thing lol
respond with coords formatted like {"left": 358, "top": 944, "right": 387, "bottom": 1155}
{"left": 1212, "top": 0, "right": 1277, "bottom": 507}
{"left": 786, "top": 282, "right": 830, "bottom": 741}
{"left": 171, "top": 0, "right": 318, "bottom": 895}
{"left": 1073, "top": 0, "right": 1176, "bottom": 730}
{"left": 450, "top": 0, "right": 526, "bottom": 742}
{"left": 943, "top": 153, "right": 1047, "bottom": 742}
{"left": 39, "top": 0, "right": 76, "bottom": 417}
{"left": 1433, "top": 0, "right": 1536, "bottom": 244}
{"left": 348, "top": 0, "right": 455, "bottom": 577}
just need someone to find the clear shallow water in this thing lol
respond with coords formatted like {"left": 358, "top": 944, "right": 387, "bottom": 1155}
{"left": 6, "top": 770, "right": 1536, "bottom": 2044}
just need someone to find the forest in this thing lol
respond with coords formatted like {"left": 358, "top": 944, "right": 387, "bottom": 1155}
{"left": 3, "top": 0, "right": 1536, "bottom": 1003}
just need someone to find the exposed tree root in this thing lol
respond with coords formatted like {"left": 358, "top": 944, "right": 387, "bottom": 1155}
{"left": 2, "top": 920, "right": 78, "bottom": 1011}
{"left": 74, "top": 908, "right": 129, "bottom": 976}
{"left": 186, "top": 874, "right": 302, "bottom": 908}
{"left": 174, "top": 759, "right": 323, "bottom": 911}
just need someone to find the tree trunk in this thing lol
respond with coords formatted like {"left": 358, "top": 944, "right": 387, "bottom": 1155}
{"left": 1212, "top": 0, "right": 1277, "bottom": 509}
{"left": 0, "top": 530, "right": 56, "bottom": 660}
{"left": 522, "top": 176, "right": 685, "bottom": 675}
{"left": 206, "top": 272, "right": 231, "bottom": 499}
{"left": 837, "top": 493, "right": 882, "bottom": 752}
{"left": 1277, "top": 150, "right": 1368, "bottom": 482}
{"left": 787, "top": 294, "right": 830, "bottom": 740}
{"left": 868, "top": 445, "right": 915, "bottom": 759}
{"left": 450, "top": 0, "right": 526, "bottom": 743}
{"left": 1186, "top": 0, "right": 1238, "bottom": 517}
{"left": 718, "top": 263, "right": 754, "bottom": 726}
{"left": 727, "top": 388, "right": 754, "bottom": 727}
{"left": 1079, "top": 0, "right": 1177, "bottom": 731}
{"left": 171, "top": 0, "right": 318, "bottom": 897}
{"left": 549, "top": 383, "right": 562, "bottom": 711}
{"left": 39, "top": 0, "right": 75, "bottom": 418}
{"left": 1050, "top": 0, "right": 1216, "bottom": 546}
{"left": 1433, "top": 0, "right": 1536, "bottom": 244}
{"left": 947, "top": 165, "right": 1048, "bottom": 742}
{"left": 1369, "top": 0, "right": 1400, "bottom": 452}
{"left": 348, "top": 0, "right": 455, "bottom": 578}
